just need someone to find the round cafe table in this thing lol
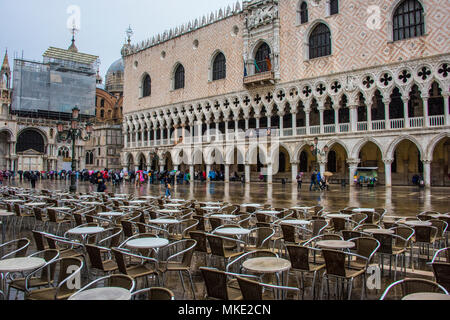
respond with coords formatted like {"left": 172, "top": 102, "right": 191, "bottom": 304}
{"left": 157, "top": 209, "right": 181, "bottom": 216}
{"left": 353, "top": 208, "right": 375, "bottom": 213}
{"left": 400, "top": 220, "right": 432, "bottom": 227}
{"left": 214, "top": 227, "right": 251, "bottom": 237}
{"left": 402, "top": 293, "right": 450, "bottom": 300}
{"left": 316, "top": 240, "right": 355, "bottom": 250}
{"left": 0, "top": 257, "right": 46, "bottom": 291}
{"left": 126, "top": 237, "right": 169, "bottom": 250}
{"left": 164, "top": 203, "right": 184, "bottom": 208}
{"left": 24, "top": 202, "right": 47, "bottom": 207}
{"left": 243, "top": 257, "right": 291, "bottom": 296}
{"left": 364, "top": 228, "right": 395, "bottom": 235}
{"left": 69, "top": 287, "right": 131, "bottom": 301}
{"left": 326, "top": 214, "right": 352, "bottom": 219}
{"left": 81, "top": 202, "right": 103, "bottom": 206}
{"left": 280, "top": 220, "right": 311, "bottom": 226}
{"left": 98, "top": 212, "right": 125, "bottom": 218}
{"left": 257, "top": 210, "right": 282, "bottom": 215}
{"left": 129, "top": 200, "right": 148, "bottom": 205}
{"left": 210, "top": 214, "right": 238, "bottom": 220}
{"left": 203, "top": 206, "right": 222, "bottom": 211}
{"left": 67, "top": 227, "right": 105, "bottom": 244}
{"left": 4, "top": 200, "right": 25, "bottom": 203}
{"left": 148, "top": 219, "right": 180, "bottom": 225}
{"left": 168, "top": 199, "right": 186, "bottom": 203}
{"left": 51, "top": 207, "right": 71, "bottom": 211}
{"left": 241, "top": 204, "right": 263, "bottom": 208}
{"left": 120, "top": 206, "right": 139, "bottom": 210}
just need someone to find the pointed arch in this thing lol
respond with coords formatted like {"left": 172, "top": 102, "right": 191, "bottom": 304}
{"left": 386, "top": 135, "right": 425, "bottom": 161}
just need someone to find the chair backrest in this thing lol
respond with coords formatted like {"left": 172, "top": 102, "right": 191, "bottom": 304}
{"left": 189, "top": 231, "right": 208, "bottom": 253}
{"left": 111, "top": 248, "right": 130, "bottom": 275}
{"left": 193, "top": 215, "right": 206, "bottom": 231}
{"left": 432, "top": 263, "right": 450, "bottom": 292}
{"left": 209, "top": 218, "right": 222, "bottom": 231}
{"left": 372, "top": 233, "right": 394, "bottom": 254}
{"left": 181, "top": 220, "right": 199, "bottom": 237}
{"left": 352, "top": 213, "right": 368, "bottom": 225}
{"left": 381, "top": 278, "right": 449, "bottom": 300}
{"left": 311, "top": 219, "right": 328, "bottom": 237}
{"left": 392, "top": 226, "right": 415, "bottom": 247}
{"left": 236, "top": 276, "right": 262, "bottom": 300}
{"left": 56, "top": 257, "right": 83, "bottom": 291}
{"left": 286, "top": 245, "right": 312, "bottom": 271}
{"left": 107, "top": 274, "right": 135, "bottom": 291}
{"left": 207, "top": 235, "right": 226, "bottom": 257}
{"left": 255, "top": 227, "right": 274, "bottom": 249}
{"left": 180, "top": 239, "right": 197, "bottom": 267}
{"left": 322, "top": 249, "right": 346, "bottom": 277}
{"left": 281, "top": 224, "right": 296, "bottom": 243}
{"left": 144, "top": 287, "right": 175, "bottom": 300}
{"left": 13, "top": 203, "right": 21, "bottom": 216}
{"left": 313, "top": 206, "right": 323, "bottom": 215}
{"left": 72, "top": 213, "right": 84, "bottom": 226}
{"left": 85, "top": 245, "right": 108, "bottom": 271}
{"left": 47, "top": 209, "right": 58, "bottom": 223}
{"left": 342, "top": 231, "right": 364, "bottom": 241}
{"left": 430, "top": 220, "right": 448, "bottom": 238}
{"left": 33, "top": 207, "right": 45, "bottom": 222}
{"left": 121, "top": 220, "right": 135, "bottom": 238}
{"left": 36, "top": 249, "right": 60, "bottom": 282}
{"left": 200, "top": 267, "right": 229, "bottom": 300}
{"left": 331, "top": 218, "right": 347, "bottom": 233}
{"left": 352, "top": 237, "right": 380, "bottom": 264}
{"left": 32, "top": 231, "right": 47, "bottom": 251}
{"left": 414, "top": 226, "right": 437, "bottom": 243}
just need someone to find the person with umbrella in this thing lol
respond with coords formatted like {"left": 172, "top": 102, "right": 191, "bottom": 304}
{"left": 323, "top": 172, "right": 333, "bottom": 191}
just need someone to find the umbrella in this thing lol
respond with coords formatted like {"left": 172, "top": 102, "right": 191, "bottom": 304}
{"left": 323, "top": 172, "right": 334, "bottom": 177}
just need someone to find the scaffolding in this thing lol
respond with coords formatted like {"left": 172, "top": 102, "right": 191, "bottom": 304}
{"left": 11, "top": 47, "right": 99, "bottom": 120}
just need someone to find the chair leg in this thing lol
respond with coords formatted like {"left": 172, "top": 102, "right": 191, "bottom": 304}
{"left": 187, "top": 271, "right": 196, "bottom": 300}
{"left": 394, "top": 255, "right": 398, "bottom": 281}
{"left": 179, "top": 271, "right": 186, "bottom": 293}
{"left": 347, "top": 278, "right": 353, "bottom": 300}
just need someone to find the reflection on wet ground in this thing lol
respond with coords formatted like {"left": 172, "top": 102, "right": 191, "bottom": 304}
{"left": 7, "top": 180, "right": 450, "bottom": 217}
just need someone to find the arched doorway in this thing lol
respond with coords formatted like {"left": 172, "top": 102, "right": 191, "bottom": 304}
{"left": 431, "top": 137, "right": 450, "bottom": 186}
{"left": 16, "top": 129, "right": 46, "bottom": 171}
{"left": 0, "top": 130, "right": 11, "bottom": 169}
{"left": 327, "top": 143, "right": 348, "bottom": 180}
{"left": 391, "top": 140, "right": 423, "bottom": 186}
{"left": 358, "top": 141, "right": 384, "bottom": 184}
{"left": 230, "top": 147, "right": 245, "bottom": 174}
{"left": 273, "top": 146, "right": 291, "bottom": 181}
{"left": 138, "top": 154, "right": 146, "bottom": 171}
{"left": 127, "top": 154, "right": 134, "bottom": 172}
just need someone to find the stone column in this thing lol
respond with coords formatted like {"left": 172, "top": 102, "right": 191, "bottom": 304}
{"left": 349, "top": 105, "right": 358, "bottom": 132}
{"left": 423, "top": 160, "right": 432, "bottom": 188}
{"left": 319, "top": 160, "right": 327, "bottom": 177}
{"left": 383, "top": 98, "right": 391, "bottom": 129}
{"left": 267, "top": 163, "right": 273, "bottom": 184}
{"left": 292, "top": 113, "right": 297, "bottom": 135}
{"left": 189, "top": 165, "right": 194, "bottom": 182}
{"left": 422, "top": 96, "right": 429, "bottom": 128}
{"left": 443, "top": 94, "right": 449, "bottom": 126}
{"left": 206, "top": 164, "right": 211, "bottom": 182}
{"left": 256, "top": 117, "right": 260, "bottom": 129}
{"left": 224, "top": 164, "right": 230, "bottom": 183}
{"left": 318, "top": 107, "right": 324, "bottom": 134}
{"left": 225, "top": 121, "right": 229, "bottom": 140}
{"left": 347, "top": 159, "right": 360, "bottom": 188}
{"left": 124, "top": 134, "right": 128, "bottom": 148}
{"left": 384, "top": 159, "right": 394, "bottom": 188}
{"left": 153, "top": 129, "right": 157, "bottom": 145}
{"left": 402, "top": 97, "right": 410, "bottom": 128}
{"left": 245, "top": 164, "right": 251, "bottom": 183}
{"left": 245, "top": 118, "right": 249, "bottom": 131}
{"left": 291, "top": 160, "right": 299, "bottom": 185}
{"left": 173, "top": 165, "right": 179, "bottom": 185}
{"left": 206, "top": 122, "right": 211, "bottom": 142}
{"left": 279, "top": 113, "right": 284, "bottom": 137}
{"left": 305, "top": 109, "right": 310, "bottom": 135}
{"left": 267, "top": 116, "right": 271, "bottom": 129}
{"left": 334, "top": 108, "right": 339, "bottom": 132}
{"left": 367, "top": 102, "right": 373, "bottom": 131}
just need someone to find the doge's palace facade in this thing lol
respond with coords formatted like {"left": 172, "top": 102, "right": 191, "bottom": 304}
{"left": 121, "top": 0, "right": 450, "bottom": 187}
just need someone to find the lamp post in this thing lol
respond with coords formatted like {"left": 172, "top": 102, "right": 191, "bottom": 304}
{"left": 56, "top": 107, "right": 93, "bottom": 193}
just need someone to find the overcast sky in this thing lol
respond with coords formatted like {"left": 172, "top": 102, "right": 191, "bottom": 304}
{"left": 0, "top": 0, "right": 239, "bottom": 80}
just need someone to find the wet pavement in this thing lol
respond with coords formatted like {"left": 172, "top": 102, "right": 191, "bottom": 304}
{"left": 4, "top": 179, "right": 449, "bottom": 217}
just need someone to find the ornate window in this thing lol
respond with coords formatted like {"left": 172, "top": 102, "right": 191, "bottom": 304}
{"left": 300, "top": 2, "right": 308, "bottom": 24}
{"left": 100, "top": 99, "right": 105, "bottom": 108}
{"left": 329, "top": 0, "right": 339, "bottom": 15}
{"left": 142, "top": 74, "right": 151, "bottom": 97}
{"left": 85, "top": 151, "right": 94, "bottom": 165}
{"left": 309, "top": 23, "right": 331, "bottom": 59}
{"left": 393, "top": 0, "right": 424, "bottom": 41}
{"left": 174, "top": 64, "right": 185, "bottom": 90}
{"left": 58, "top": 147, "right": 70, "bottom": 158}
{"left": 255, "top": 43, "right": 271, "bottom": 74}
{"left": 212, "top": 52, "right": 226, "bottom": 81}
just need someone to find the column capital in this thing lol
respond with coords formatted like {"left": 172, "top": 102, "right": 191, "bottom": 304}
{"left": 383, "top": 158, "right": 394, "bottom": 165}
{"left": 291, "top": 160, "right": 300, "bottom": 165}
{"left": 348, "top": 105, "right": 359, "bottom": 110}
{"left": 347, "top": 159, "right": 360, "bottom": 166}
{"left": 422, "top": 159, "right": 432, "bottom": 165}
